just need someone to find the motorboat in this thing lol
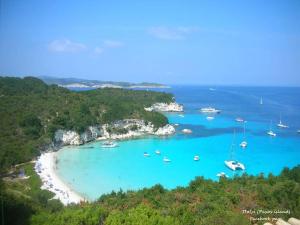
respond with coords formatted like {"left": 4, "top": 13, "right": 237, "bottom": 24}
{"left": 225, "top": 160, "right": 245, "bottom": 171}
{"left": 200, "top": 107, "right": 221, "bottom": 114}
{"left": 217, "top": 172, "right": 228, "bottom": 178}
{"left": 182, "top": 129, "right": 192, "bottom": 134}
{"left": 193, "top": 155, "right": 200, "bottom": 161}
{"left": 144, "top": 152, "right": 150, "bottom": 157}
{"left": 101, "top": 141, "right": 118, "bottom": 148}
{"left": 163, "top": 157, "right": 171, "bottom": 163}
{"left": 206, "top": 116, "right": 215, "bottom": 120}
{"left": 235, "top": 117, "right": 244, "bottom": 123}
{"left": 155, "top": 150, "right": 161, "bottom": 155}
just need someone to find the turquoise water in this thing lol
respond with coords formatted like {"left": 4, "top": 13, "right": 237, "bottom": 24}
{"left": 56, "top": 86, "right": 300, "bottom": 200}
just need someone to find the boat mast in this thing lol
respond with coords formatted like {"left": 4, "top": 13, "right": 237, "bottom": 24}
{"left": 229, "top": 130, "right": 236, "bottom": 160}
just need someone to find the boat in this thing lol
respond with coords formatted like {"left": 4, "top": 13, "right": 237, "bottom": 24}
{"left": 179, "top": 114, "right": 185, "bottom": 118}
{"left": 224, "top": 130, "right": 245, "bottom": 171}
{"left": 101, "top": 141, "right": 118, "bottom": 148}
{"left": 209, "top": 88, "right": 216, "bottom": 91}
{"left": 155, "top": 150, "right": 161, "bottom": 155}
{"left": 277, "top": 114, "right": 289, "bottom": 128}
{"left": 260, "top": 97, "right": 263, "bottom": 105}
{"left": 235, "top": 117, "right": 244, "bottom": 123}
{"left": 297, "top": 130, "right": 300, "bottom": 134}
{"left": 267, "top": 120, "right": 277, "bottom": 137}
{"left": 200, "top": 107, "right": 221, "bottom": 114}
{"left": 240, "top": 122, "right": 247, "bottom": 148}
{"left": 206, "top": 116, "right": 215, "bottom": 120}
{"left": 163, "top": 157, "right": 171, "bottom": 162}
{"left": 194, "top": 155, "right": 200, "bottom": 161}
{"left": 267, "top": 130, "right": 276, "bottom": 137}
{"left": 217, "top": 172, "right": 228, "bottom": 178}
{"left": 182, "top": 129, "right": 192, "bottom": 134}
{"left": 144, "top": 152, "right": 150, "bottom": 157}
{"left": 225, "top": 160, "right": 245, "bottom": 171}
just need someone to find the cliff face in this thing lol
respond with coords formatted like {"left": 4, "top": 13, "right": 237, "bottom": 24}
{"left": 144, "top": 102, "right": 184, "bottom": 112}
{"left": 53, "top": 120, "right": 175, "bottom": 147}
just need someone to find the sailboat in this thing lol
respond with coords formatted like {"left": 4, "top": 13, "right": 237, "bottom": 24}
{"left": 225, "top": 130, "right": 245, "bottom": 171}
{"left": 277, "top": 114, "right": 289, "bottom": 128}
{"left": 267, "top": 120, "right": 276, "bottom": 137}
{"left": 260, "top": 97, "right": 263, "bottom": 105}
{"left": 240, "top": 122, "right": 247, "bottom": 148}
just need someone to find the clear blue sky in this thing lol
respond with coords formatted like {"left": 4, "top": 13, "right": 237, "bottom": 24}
{"left": 0, "top": 0, "right": 299, "bottom": 85}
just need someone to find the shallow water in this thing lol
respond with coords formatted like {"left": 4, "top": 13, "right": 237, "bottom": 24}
{"left": 56, "top": 86, "right": 300, "bottom": 200}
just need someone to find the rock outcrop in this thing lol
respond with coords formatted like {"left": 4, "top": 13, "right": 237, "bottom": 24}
{"left": 53, "top": 120, "right": 175, "bottom": 146}
{"left": 144, "top": 102, "right": 183, "bottom": 112}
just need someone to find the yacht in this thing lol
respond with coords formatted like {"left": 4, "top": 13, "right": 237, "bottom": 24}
{"left": 240, "top": 122, "right": 247, "bottom": 148}
{"left": 235, "top": 117, "right": 244, "bottom": 123}
{"left": 144, "top": 152, "right": 150, "bottom": 157}
{"left": 277, "top": 114, "right": 289, "bottom": 128}
{"left": 225, "top": 130, "right": 245, "bottom": 171}
{"left": 267, "top": 121, "right": 276, "bottom": 137}
{"left": 200, "top": 107, "right": 221, "bottom": 114}
{"left": 193, "top": 155, "right": 200, "bottom": 161}
{"left": 101, "top": 141, "right": 118, "bottom": 148}
{"left": 155, "top": 150, "right": 161, "bottom": 155}
{"left": 206, "top": 116, "right": 215, "bottom": 120}
{"left": 163, "top": 157, "right": 171, "bottom": 163}
{"left": 225, "top": 160, "right": 245, "bottom": 171}
{"left": 179, "top": 114, "right": 185, "bottom": 118}
{"left": 217, "top": 172, "right": 228, "bottom": 178}
{"left": 267, "top": 130, "right": 276, "bottom": 137}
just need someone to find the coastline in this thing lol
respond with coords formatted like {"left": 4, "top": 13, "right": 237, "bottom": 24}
{"left": 35, "top": 152, "right": 84, "bottom": 205}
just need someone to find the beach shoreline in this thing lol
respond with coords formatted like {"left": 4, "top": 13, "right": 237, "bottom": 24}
{"left": 35, "top": 152, "right": 84, "bottom": 205}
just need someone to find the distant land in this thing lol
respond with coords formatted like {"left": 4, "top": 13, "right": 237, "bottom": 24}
{"left": 38, "top": 76, "right": 170, "bottom": 89}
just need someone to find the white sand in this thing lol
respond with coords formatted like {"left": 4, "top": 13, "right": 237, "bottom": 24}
{"left": 35, "top": 152, "right": 84, "bottom": 205}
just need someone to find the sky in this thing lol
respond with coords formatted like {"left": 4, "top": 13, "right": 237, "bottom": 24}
{"left": 0, "top": 0, "right": 300, "bottom": 86}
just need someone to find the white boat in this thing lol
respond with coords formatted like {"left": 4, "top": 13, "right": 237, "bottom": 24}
{"left": 155, "top": 150, "right": 161, "bottom": 155}
{"left": 194, "top": 155, "right": 200, "bottom": 161}
{"left": 267, "top": 130, "right": 276, "bottom": 137}
{"left": 144, "top": 152, "right": 150, "bottom": 157}
{"left": 163, "top": 157, "right": 171, "bottom": 162}
{"left": 179, "top": 114, "right": 185, "bottom": 118}
{"left": 240, "top": 122, "right": 247, "bottom": 148}
{"left": 182, "top": 129, "right": 192, "bottom": 134}
{"left": 260, "top": 97, "right": 263, "bottom": 105}
{"left": 225, "top": 130, "right": 245, "bottom": 171}
{"left": 277, "top": 114, "right": 289, "bottom": 128}
{"left": 267, "top": 120, "right": 276, "bottom": 137}
{"left": 206, "top": 116, "right": 215, "bottom": 120}
{"left": 235, "top": 117, "right": 244, "bottom": 123}
{"left": 101, "top": 141, "right": 118, "bottom": 148}
{"left": 225, "top": 160, "right": 245, "bottom": 171}
{"left": 200, "top": 107, "right": 221, "bottom": 114}
{"left": 217, "top": 172, "right": 228, "bottom": 178}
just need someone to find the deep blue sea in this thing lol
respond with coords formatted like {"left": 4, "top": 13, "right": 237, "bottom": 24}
{"left": 56, "top": 86, "right": 300, "bottom": 200}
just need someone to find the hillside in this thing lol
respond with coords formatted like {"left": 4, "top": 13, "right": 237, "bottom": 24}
{"left": 0, "top": 76, "right": 173, "bottom": 171}
{"left": 38, "top": 76, "right": 169, "bottom": 89}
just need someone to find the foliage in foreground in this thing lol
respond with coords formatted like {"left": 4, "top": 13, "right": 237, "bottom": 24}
{"left": 2, "top": 165, "right": 299, "bottom": 225}
{"left": 0, "top": 76, "right": 172, "bottom": 171}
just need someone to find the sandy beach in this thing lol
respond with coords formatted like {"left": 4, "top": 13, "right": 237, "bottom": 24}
{"left": 35, "top": 152, "right": 84, "bottom": 205}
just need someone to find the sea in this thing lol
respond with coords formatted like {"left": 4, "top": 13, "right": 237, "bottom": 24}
{"left": 56, "top": 86, "right": 300, "bottom": 201}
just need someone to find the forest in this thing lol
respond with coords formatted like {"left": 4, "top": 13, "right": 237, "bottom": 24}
{"left": 0, "top": 76, "right": 172, "bottom": 172}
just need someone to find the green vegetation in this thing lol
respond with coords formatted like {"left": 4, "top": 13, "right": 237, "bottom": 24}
{"left": 0, "top": 77, "right": 172, "bottom": 172}
{"left": 1, "top": 165, "right": 299, "bottom": 225}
